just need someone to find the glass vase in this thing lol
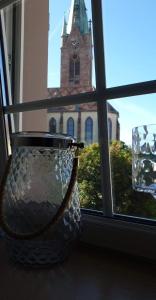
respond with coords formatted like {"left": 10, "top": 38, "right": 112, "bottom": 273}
{"left": 132, "top": 124, "right": 156, "bottom": 197}
{"left": 1, "top": 132, "right": 81, "bottom": 266}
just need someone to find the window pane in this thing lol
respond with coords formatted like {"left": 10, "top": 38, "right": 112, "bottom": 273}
{"left": 2, "top": 0, "right": 95, "bottom": 132}
{"left": 48, "top": 0, "right": 95, "bottom": 93}
{"left": 103, "top": 0, "right": 156, "bottom": 87}
{"left": 108, "top": 94, "right": 156, "bottom": 220}
{"left": 2, "top": 0, "right": 95, "bottom": 100}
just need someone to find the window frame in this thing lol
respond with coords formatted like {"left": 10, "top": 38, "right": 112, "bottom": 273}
{"left": 1, "top": 0, "right": 156, "bottom": 259}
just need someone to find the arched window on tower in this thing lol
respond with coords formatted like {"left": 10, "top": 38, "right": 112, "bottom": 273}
{"left": 67, "top": 117, "right": 74, "bottom": 137}
{"left": 69, "top": 54, "right": 80, "bottom": 84}
{"left": 108, "top": 118, "right": 112, "bottom": 141}
{"left": 85, "top": 117, "right": 93, "bottom": 144}
{"left": 49, "top": 117, "right": 56, "bottom": 134}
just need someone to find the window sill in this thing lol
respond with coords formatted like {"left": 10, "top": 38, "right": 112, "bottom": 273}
{"left": 0, "top": 240, "right": 155, "bottom": 299}
{"left": 81, "top": 211, "right": 156, "bottom": 260}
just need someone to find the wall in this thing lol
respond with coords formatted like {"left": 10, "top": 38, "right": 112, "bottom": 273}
{"left": 22, "top": 0, "right": 49, "bottom": 131}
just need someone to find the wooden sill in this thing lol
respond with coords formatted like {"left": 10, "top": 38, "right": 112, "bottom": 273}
{"left": 0, "top": 239, "right": 156, "bottom": 300}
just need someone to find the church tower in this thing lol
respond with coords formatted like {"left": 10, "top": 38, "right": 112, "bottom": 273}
{"left": 60, "top": 0, "right": 92, "bottom": 89}
{"left": 48, "top": 0, "right": 119, "bottom": 143}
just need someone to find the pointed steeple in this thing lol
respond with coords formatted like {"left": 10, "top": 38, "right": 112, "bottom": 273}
{"left": 67, "top": 0, "right": 89, "bottom": 35}
{"left": 62, "top": 15, "right": 68, "bottom": 36}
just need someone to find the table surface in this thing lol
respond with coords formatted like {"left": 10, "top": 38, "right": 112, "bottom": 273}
{"left": 0, "top": 240, "right": 156, "bottom": 300}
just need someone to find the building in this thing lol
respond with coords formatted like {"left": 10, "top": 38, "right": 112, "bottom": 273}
{"left": 47, "top": 0, "right": 120, "bottom": 143}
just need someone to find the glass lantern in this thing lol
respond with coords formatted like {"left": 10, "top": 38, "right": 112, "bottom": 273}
{"left": 0, "top": 132, "right": 82, "bottom": 266}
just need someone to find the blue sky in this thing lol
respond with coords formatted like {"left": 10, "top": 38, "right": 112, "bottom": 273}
{"left": 48, "top": 0, "right": 156, "bottom": 146}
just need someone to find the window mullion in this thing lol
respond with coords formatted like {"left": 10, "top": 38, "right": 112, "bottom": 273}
{"left": 0, "top": 91, "right": 8, "bottom": 184}
{"left": 4, "top": 91, "right": 98, "bottom": 114}
{"left": 91, "top": 0, "right": 112, "bottom": 216}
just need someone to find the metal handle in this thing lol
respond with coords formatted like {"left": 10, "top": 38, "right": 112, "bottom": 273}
{"left": 68, "top": 142, "right": 84, "bottom": 149}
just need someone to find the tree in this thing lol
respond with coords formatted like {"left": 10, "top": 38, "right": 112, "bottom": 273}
{"left": 78, "top": 141, "right": 156, "bottom": 218}
{"left": 78, "top": 143, "right": 101, "bottom": 210}
{"left": 109, "top": 140, "right": 132, "bottom": 213}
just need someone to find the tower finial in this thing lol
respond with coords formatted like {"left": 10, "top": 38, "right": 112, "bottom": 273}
{"left": 62, "top": 14, "right": 68, "bottom": 36}
{"left": 67, "top": 0, "right": 90, "bottom": 35}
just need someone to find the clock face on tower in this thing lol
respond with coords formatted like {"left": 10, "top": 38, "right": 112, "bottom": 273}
{"left": 71, "top": 40, "right": 79, "bottom": 49}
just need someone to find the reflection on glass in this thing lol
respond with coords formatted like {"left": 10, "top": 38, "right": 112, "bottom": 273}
{"left": 109, "top": 95, "right": 156, "bottom": 220}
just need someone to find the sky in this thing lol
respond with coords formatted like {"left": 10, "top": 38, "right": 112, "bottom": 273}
{"left": 48, "top": 0, "right": 156, "bottom": 146}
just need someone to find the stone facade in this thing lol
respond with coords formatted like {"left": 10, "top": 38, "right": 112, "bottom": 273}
{"left": 60, "top": 26, "right": 92, "bottom": 88}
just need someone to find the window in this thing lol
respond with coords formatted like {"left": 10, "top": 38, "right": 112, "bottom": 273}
{"left": 69, "top": 55, "right": 80, "bottom": 84}
{"left": 1, "top": 0, "right": 156, "bottom": 259}
{"left": 49, "top": 117, "right": 56, "bottom": 133}
{"left": 85, "top": 117, "right": 93, "bottom": 144}
{"left": 67, "top": 117, "right": 74, "bottom": 137}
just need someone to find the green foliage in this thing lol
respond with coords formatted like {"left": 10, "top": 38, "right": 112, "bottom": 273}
{"left": 78, "top": 140, "right": 156, "bottom": 218}
{"left": 110, "top": 140, "right": 132, "bottom": 212}
{"left": 78, "top": 143, "right": 102, "bottom": 210}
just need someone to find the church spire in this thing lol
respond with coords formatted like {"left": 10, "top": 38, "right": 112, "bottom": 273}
{"left": 67, "top": 0, "right": 89, "bottom": 35}
{"left": 62, "top": 15, "right": 68, "bottom": 36}
{"left": 61, "top": 0, "right": 92, "bottom": 88}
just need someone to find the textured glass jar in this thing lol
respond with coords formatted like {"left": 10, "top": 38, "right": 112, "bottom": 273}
{"left": 132, "top": 125, "right": 156, "bottom": 197}
{"left": 1, "top": 132, "right": 81, "bottom": 266}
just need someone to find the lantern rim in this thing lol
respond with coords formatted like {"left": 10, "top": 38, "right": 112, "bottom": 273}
{"left": 11, "top": 131, "right": 75, "bottom": 149}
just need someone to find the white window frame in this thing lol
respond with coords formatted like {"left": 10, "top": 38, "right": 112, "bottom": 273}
{"left": 1, "top": 0, "right": 156, "bottom": 260}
